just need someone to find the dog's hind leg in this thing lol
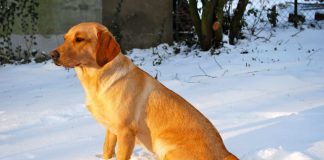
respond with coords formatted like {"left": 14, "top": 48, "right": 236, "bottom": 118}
{"left": 163, "top": 149, "right": 196, "bottom": 160}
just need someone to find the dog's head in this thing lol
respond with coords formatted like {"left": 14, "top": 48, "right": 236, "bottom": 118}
{"left": 50, "top": 22, "right": 120, "bottom": 68}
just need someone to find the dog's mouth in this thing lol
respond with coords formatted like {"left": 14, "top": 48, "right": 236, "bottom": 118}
{"left": 53, "top": 60, "right": 61, "bottom": 66}
{"left": 53, "top": 60, "right": 81, "bottom": 68}
{"left": 64, "top": 63, "right": 81, "bottom": 68}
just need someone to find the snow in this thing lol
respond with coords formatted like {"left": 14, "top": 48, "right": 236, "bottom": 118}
{"left": 1, "top": 26, "right": 324, "bottom": 160}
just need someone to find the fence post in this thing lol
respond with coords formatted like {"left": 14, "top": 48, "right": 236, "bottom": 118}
{"left": 294, "top": 0, "right": 298, "bottom": 27}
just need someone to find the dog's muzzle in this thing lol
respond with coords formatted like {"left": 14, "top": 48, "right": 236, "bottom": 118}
{"left": 49, "top": 50, "right": 60, "bottom": 64}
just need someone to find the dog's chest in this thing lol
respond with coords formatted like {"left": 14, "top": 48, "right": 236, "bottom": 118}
{"left": 86, "top": 98, "right": 117, "bottom": 133}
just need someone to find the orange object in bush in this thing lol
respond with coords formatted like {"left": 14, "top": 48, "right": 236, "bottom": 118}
{"left": 212, "top": 21, "right": 220, "bottom": 31}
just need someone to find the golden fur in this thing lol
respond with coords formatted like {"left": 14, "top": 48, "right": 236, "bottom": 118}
{"left": 51, "top": 22, "right": 238, "bottom": 160}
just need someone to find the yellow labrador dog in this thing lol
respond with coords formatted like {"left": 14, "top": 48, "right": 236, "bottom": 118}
{"left": 50, "top": 22, "right": 238, "bottom": 160}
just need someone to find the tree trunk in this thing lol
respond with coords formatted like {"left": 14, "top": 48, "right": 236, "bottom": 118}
{"left": 200, "top": 0, "right": 216, "bottom": 50}
{"left": 189, "top": 0, "right": 202, "bottom": 41}
{"left": 189, "top": 0, "right": 216, "bottom": 51}
{"left": 189, "top": 0, "right": 230, "bottom": 50}
{"left": 229, "top": 0, "right": 248, "bottom": 45}
{"left": 213, "top": 0, "right": 227, "bottom": 48}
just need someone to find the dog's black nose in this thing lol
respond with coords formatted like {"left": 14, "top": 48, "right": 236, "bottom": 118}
{"left": 50, "top": 50, "right": 60, "bottom": 61}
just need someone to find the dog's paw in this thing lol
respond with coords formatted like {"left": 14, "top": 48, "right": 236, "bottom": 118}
{"left": 95, "top": 154, "right": 116, "bottom": 160}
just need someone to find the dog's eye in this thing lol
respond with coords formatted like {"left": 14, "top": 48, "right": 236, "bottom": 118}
{"left": 75, "top": 37, "right": 84, "bottom": 43}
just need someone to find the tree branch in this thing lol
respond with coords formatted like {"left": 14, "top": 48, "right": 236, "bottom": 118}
{"left": 191, "top": 64, "right": 218, "bottom": 78}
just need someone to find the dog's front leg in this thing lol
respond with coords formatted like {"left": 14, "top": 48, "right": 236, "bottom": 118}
{"left": 103, "top": 130, "right": 117, "bottom": 159}
{"left": 116, "top": 129, "right": 135, "bottom": 160}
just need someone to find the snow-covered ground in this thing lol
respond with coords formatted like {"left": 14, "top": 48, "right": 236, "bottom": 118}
{"left": 1, "top": 26, "right": 324, "bottom": 160}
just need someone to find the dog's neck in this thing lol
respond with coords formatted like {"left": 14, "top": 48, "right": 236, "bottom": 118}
{"left": 75, "top": 53, "right": 134, "bottom": 100}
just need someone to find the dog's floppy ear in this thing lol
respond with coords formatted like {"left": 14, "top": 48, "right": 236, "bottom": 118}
{"left": 96, "top": 30, "right": 121, "bottom": 67}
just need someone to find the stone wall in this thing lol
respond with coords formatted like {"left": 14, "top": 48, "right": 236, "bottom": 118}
{"left": 5, "top": 0, "right": 102, "bottom": 52}
{"left": 37, "top": 0, "right": 102, "bottom": 35}
{"left": 5, "top": 0, "right": 173, "bottom": 52}
{"left": 102, "top": 0, "right": 173, "bottom": 50}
